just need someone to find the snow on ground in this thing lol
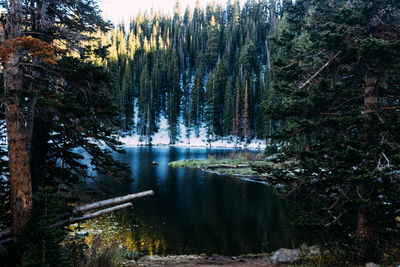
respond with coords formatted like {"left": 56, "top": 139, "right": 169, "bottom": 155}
{"left": 120, "top": 115, "right": 267, "bottom": 151}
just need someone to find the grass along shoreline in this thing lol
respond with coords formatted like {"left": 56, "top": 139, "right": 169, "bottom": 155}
{"left": 168, "top": 152, "right": 276, "bottom": 181}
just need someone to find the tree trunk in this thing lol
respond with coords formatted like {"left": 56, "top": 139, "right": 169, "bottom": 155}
{"left": 364, "top": 73, "right": 378, "bottom": 116}
{"left": 356, "top": 71, "right": 378, "bottom": 248}
{"left": 356, "top": 208, "right": 376, "bottom": 244}
{"left": 4, "top": 0, "right": 33, "bottom": 242}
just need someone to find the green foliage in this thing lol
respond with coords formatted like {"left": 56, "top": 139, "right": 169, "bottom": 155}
{"left": 104, "top": 0, "right": 275, "bottom": 142}
{"left": 22, "top": 187, "right": 72, "bottom": 267}
{"left": 169, "top": 151, "right": 263, "bottom": 168}
{"left": 0, "top": 76, "right": 9, "bottom": 230}
{"left": 0, "top": 178, "right": 10, "bottom": 230}
{"left": 0, "top": 0, "right": 132, "bottom": 265}
{"left": 29, "top": 57, "right": 131, "bottom": 191}
{"left": 262, "top": 0, "right": 400, "bottom": 261}
{"left": 63, "top": 231, "right": 88, "bottom": 267}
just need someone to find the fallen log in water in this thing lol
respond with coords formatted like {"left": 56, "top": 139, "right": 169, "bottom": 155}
{"left": 49, "top": 202, "right": 133, "bottom": 228}
{"left": 73, "top": 190, "right": 153, "bottom": 214}
{"left": 0, "top": 190, "right": 154, "bottom": 242}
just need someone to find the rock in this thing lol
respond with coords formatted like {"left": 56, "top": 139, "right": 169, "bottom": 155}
{"left": 365, "top": 263, "right": 380, "bottom": 267}
{"left": 152, "top": 161, "right": 158, "bottom": 166}
{"left": 238, "top": 257, "right": 247, "bottom": 262}
{"left": 270, "top": 248, "right": 300, "bottom": 264}
{"left": 265, "top": 153, "right": 285, "bottom": 161}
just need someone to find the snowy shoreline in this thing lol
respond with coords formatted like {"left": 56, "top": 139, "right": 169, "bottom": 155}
{"left": 120, "top": 115, "right": 267, "bottom": 151}
{"left": 120, "top": 135, "right": 267, "bottom": 151}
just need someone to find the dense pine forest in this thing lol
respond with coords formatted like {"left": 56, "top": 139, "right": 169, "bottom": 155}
{"left": 0, "top": 0, "right": 399, "bottom": 266}
{"left": 101, "top": 0, "right": 275, "bottom": 143}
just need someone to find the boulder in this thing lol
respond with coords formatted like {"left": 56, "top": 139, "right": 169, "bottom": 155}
{"left": 270, "top": 248, "right": 300, "bottom": 264}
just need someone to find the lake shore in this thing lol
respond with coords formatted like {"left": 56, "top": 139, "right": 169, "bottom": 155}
{"left": 167, "top": 152, "right": 291, "bottom": 184}
{"left": 128, "top": 254, "right": 276, "bottom": 266}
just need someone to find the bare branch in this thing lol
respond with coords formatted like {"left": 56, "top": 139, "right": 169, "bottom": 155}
{"left": 325, "top": 209, "right": 347, "bottom": 227}
{"left": 299, "top": 51, "right": 342, "bottom": 90}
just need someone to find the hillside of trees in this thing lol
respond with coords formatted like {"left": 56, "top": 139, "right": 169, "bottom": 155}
{"left": 101, "top": 0, "right": 277, "bottom": 144}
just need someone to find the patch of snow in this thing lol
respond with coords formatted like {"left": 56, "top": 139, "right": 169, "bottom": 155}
{"left": 120, "top": 115, "right": 267, "bottom": 151}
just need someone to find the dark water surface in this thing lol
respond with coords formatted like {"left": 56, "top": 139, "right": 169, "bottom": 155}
{"left": 93, "top": 147, "right": 316, "bottom": 255}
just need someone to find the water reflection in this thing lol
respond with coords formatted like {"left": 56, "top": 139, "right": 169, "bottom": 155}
{"left": 84, "top": 147, "right": 316, "bottom": 255}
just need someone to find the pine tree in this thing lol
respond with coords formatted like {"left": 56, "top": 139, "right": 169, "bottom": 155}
{"left": 122, "top": 60, "right": 134, "bottom": 130}
{"left": 103, "top": 0, "right": 274, "bottom": 142}
{"left": 167, "top": 51, "right": 181, "bottom": 144}
{"left": 191, "top": 58, "right": 205, "bottom": 137}
{"left": 0, "top": 1, "right": 129, "bottom": 261}
{"left": 262, "top": 0, "right": 400, "bottom": 259}
{"left": 206, "top": 16, "right": 219, "bottom": 69}
{"left": 223, "top": 79, "right": 234, "bottom": 136}
{"left": 243, "top": 81, "right": 250, "bottom": 143}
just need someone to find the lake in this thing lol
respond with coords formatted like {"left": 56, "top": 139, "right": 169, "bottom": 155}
{"left": 88, "top": 146, "right": 319, "bottom": 256}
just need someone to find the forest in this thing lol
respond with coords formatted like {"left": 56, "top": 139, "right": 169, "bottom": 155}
{"left": 102, "top": 0, "right": 274, "bottom": 144}
{"left": 0, "top": 0, "right": 399, "bottom": 266}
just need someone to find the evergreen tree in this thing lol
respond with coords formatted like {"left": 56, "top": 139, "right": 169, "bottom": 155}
{"left": 191, "top": 58, "right": 205, "bottom": 137}
{"left": 262, "top": 0, "right": 400, "bottom": 260}
{"left": 167, "top": 51, "right": 181, "bottom": 143}
{"left": 0, "top": 0, "right": 129, "bottom": 263}
{"left": 102, "top": 0, "right": 274, "bottom": 142}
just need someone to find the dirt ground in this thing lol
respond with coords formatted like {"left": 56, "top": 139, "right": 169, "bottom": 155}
{"left": 128, "top": 254, "right": 278, "bottom": 266}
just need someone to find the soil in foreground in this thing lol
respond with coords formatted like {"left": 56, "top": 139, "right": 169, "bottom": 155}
{"left": 127, "top": 254, "right": 276, "bottom": 266}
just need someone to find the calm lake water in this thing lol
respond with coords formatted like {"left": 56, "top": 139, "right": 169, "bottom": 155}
{"left": 91, "top": 146, "right": 318, "bottom": 255}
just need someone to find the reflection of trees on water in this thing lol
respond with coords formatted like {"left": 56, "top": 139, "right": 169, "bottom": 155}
{"left": 75, "top": 211, "right": 166, "bottom": 255}
{"left": 83, "top": 148, "right": 323, "bottom": 256}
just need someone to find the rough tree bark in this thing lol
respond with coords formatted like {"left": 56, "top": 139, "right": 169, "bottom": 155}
{"left": 3, "top": 0, "right": 33, "bottom": 242}
{"left": 356, "top": 71, "right": 378, "bottom": 246}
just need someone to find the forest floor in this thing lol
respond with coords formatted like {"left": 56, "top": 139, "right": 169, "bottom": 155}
{"left": 125, "top": 254, "right": 277, "bottom": 266}
{"left": 125, "top": 253, "right": 391, "bottom": 267}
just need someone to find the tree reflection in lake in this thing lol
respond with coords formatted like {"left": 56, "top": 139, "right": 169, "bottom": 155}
{"left": 82, "top": 147, "right": 320, "bottom": 256}
{"left": 74, "top": 212, "right": 166, "bottom": 256}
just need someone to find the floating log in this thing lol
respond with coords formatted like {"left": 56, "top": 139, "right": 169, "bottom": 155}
{"left": 49, "top": 202, "right": 133, "bottom": 229}
{"left": 72, "top": 190, "right": 154, "bottom": 214}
